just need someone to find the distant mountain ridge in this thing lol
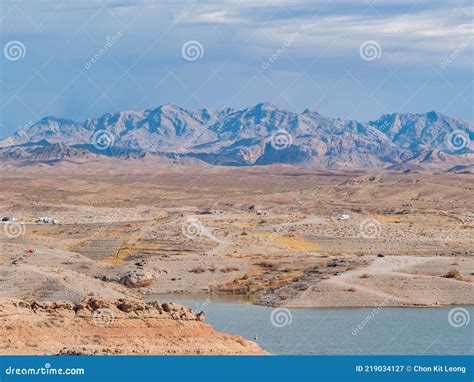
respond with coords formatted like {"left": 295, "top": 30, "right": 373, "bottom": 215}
{"left": 1, "top": 103, "right": 473, "bottom": 171}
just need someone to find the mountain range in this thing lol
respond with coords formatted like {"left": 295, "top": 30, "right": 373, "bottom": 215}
{"left": 1, "top": 103, "right": 473, "bottom": 171}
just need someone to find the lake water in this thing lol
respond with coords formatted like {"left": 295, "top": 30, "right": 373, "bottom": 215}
{"left": 147, "top": 294, "right": 474, "bottom": 355}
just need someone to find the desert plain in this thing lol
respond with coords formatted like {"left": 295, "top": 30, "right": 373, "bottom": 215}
{"left": 0, "top": 159, "right": 473, "bottom": 354}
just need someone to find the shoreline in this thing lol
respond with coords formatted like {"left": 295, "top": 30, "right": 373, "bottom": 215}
{"left": 143, "top": 292, "right": 474, "bottom": 309}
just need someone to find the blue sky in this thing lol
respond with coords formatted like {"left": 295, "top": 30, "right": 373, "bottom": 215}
{"left": 0, "top": 0, "right": 472, "bottom": 138}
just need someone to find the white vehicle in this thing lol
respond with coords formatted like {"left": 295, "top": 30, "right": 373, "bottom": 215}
{"left": 37, "top": 216, "right": 59, "bottom": 224}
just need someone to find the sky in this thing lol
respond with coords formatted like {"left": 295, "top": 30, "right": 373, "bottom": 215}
{"left": 0, "top": 0, "right": 472, "bottom": 138}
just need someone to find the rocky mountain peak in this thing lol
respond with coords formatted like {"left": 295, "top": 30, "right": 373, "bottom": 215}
{"left": 0, "top": 104, "right": 472, "bottom": 170}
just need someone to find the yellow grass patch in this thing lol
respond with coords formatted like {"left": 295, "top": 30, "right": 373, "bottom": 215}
{"left": 375, "top": 214, "right": 456, "bottom": 225}
{"left": 63, "top": 238, "right": 90, "bottom": 251}
{"left": 233, "top": 222, "right": 253, "bottom": 229}
{"left": 103, "top": 235, "right": 162, "bottom": 265}
{"left": 271, "top": 234, "right": 320, "bottom": 251}
{"left": 374, "top": 215, "right": 405, "bottom": 223}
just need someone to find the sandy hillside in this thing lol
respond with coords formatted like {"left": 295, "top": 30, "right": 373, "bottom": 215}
{"left": 0, "top": 161, "right": 472, "bottom": 310}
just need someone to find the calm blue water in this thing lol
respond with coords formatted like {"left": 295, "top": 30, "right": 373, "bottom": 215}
{"left": 147, "top": 294, "right": 474, "bottom": 355}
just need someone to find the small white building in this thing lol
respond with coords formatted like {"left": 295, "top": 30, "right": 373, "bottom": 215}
{"left": 338, "top": 214, "right": 350, "bottom": 221}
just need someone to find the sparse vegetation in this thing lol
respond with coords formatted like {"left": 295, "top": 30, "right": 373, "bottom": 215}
{"left": 221, "top": 266, "right": 240, "bottom": 273}
{"left": 443, "top": 269, "right": 463, "bottom": 280}
{"left": 256, "top": 261, "right": 276, "bottom": 269}
{"left": 189, "top": 266, "right": 206, "bottom": 274}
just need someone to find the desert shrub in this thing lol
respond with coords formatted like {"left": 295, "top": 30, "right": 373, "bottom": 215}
{"left": 444, "top": 269, "right": 462, "bottom": 280}
{"left": 256, "top": 261, "right": 276, "bottom": 269}
{"left": 221, "top": 266, "right": 240, "bottom": 273}
{"left": 189, "top": 266, "right": 206, "bottom": 274}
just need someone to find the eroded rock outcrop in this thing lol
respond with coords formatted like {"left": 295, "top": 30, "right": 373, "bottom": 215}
{"left": 0, "top": 297, "right": 266, "bottom": 355}
{"left": 118, "top": 270, "right": 155, "bottom": 288}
